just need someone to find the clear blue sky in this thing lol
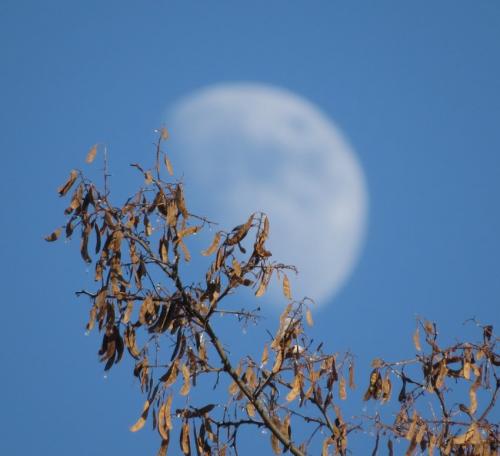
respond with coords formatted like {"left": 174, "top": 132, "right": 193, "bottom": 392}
{"left": 1, "top": 1, "right": 499, "bottom": 455}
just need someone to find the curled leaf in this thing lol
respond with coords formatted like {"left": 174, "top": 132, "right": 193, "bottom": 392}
{"left": 202, "top": 232, "right": 221, "bottom": 256}
{"left": 45, "top": 228, "right": 61, "bottom": 242}
{"left": 130, "top": 400, "right": 151, "bottom": 432}
{"left": 57, "top": 170, "right": 78, "bottom": 196}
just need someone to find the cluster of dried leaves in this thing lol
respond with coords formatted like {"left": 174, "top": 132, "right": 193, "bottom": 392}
{"left": 47, "top": 130, "right": 498, "bottom": 455}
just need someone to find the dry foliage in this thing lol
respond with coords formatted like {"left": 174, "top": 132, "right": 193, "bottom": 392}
{"left": 48, "top": 130, "right": 499, "bottom": 455}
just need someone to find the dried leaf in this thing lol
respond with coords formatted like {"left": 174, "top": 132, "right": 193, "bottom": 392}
{"left": 180, "top": 363, "right": 191, "bottom": 396}
{"left": 413, "top": 326, "right": 422, "bottom": 351}
{"left": 245, "top": 402, "right": 255, "bottom": 417}
{"left": 156, "top": 439, "right": 169, "bottom": 456}
{"left": 282, "top": 274, "right": 291, "bottom": 300}
{"left": 272, "top": 350, "right": 283, "bottom": 374}
{"left": 130, "top": 400, "right": 150, "bottom": 432}
{"left": 164, "top": 395, "right": 173, "bottom": 430}
{"left": 452, "top": 423, "right": 481, "bottom": 445}
{"left": 348, "top": 362, "right": 355, "bottom": 389}
{"left": 261, "top": 344, "right": 269, "bottom": 367}
{"left": 181, "top": 421, "right": 190, "bottom": 454}
{"left": 405, "top": 411, "right": 418, "bottom": 441}
{"left": 202, "top": 232, "right": 221, "bottom": 256}
{"left": 305, "top": 308, "right": 313, "bottom": 327}
{"left": 286, "top": 373, "right": 301, "bottom": 402}
{"left": 339, "top": 377, "right": 347, "bottom": 400}
{"left": 463, "top": 361, "right": 471, "bottom": 380}
{"left": 232, "top": 258, "right": 241, "bottom": 277}
{"left": 45, "top": 228, "right": 61, "bottom": 242}
{"left": 469, "top": 371, "right": 481, "bottom": 414}
{"left": 255, "top": 277, "right": 267, "bottom": 297}
{"left": 164, "top": 154, "right": 173, "bottom": 176}
{"left": 85, "top": 144, "right": 98, "bottom": 164}
{"left": 160, "top": 127, "right": 169, "bottom": 140}
{"left": 57, "top": 169, "right": 78, "bottom": 196}
{"left": 226, "top": 214, "right": 254, "bottom": 246}
{"left": 179, "top": 240, "right": 191, "bottom": 262}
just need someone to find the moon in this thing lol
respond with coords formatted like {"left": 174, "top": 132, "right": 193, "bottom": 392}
{"left": 164, "top": 83, "right": 368, "bottom": 308}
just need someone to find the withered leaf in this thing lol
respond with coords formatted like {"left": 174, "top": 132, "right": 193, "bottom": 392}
{"left": 261, "top": 344, "right": 269, "bottom": 367}
{"left": 57, "top": 170, "right": 78, "bottom": 197}
{"left": 45, "top": 228, "right": 61, "bottom": 242}
{"left": 245, "top": 401, "right": 256, "bottom": 417}
{"left": 180, "top": 421, "right": 190, "bottom": 455}
{"left": 130, "top": 400, "right": 151, "bottom": 432}
{"left": 85, "top": 144, "right": 98, "bottom": 164}
{"left": 255, "top": 277, "right": 267, "bottom": 297}
{"left": 226, "top": 214, "right": 254, "bottom": 246}
{"left": 339, "top": 377, "right": 347, "bottom": 400}
{"left": 305, "top": 308, "right": 313, "bottom": 327}
{"left": 156, "top": 439, "right": 169, "bottom": 456}
{"left": 286, "top": 373, "right": 301, "bottom": 402}
{"left": 201, "top": 232, "right": 221, "bottom": 256}
{"left": 413, "top": 326, "right": 422, "bottom": 351}
{"left": 180, "top": 363, "right": 191, "bottom": 396}
{"left": 164, "top": 154, "right": 173, "bottom": 176}
{"left": 160, "top": 127, "right": 169, "bottom": 140}
{"left": 272, "top": 350, "right": 283, "bottom": 374}
{"left": 282, "top": 274, "right": 292, "bottom": 300}
{"left": 179, "top": 240, "right": 191, "bottom": 262}
{"left": 348, "top": 362, "right": 355, "bottom": 389}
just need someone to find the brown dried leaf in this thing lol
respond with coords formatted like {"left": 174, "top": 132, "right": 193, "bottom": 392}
{"left": 179, "top": 240, "right": 191, "bottom": 262}
{"left": 232, "top": 258, "right": 242, "bottom": 277}
{"left": 405, "top": 411, "right": 418, "bottom": 441}
{"left": 164, "top": 154, "right": 173, "bottom": 176}
{"left": 255, "top": 277, "right": 268, "bottom": 297}
{"left": 160, "top": 127, "right": 169, "bottom": 140}
{"left": 156, "top": 439, "right": 169, "bottom": 456}
{"left": 201, "top": 232, "right": 221, "bottom": 256}
{"left": 272, "top": 350, "right": 283, "bottom": 374}
{"left": 85, "top": 144, "right": 98, "bottom": 164}
{"left": 286, "top": 373, "right": 301, "bottom": 402}
{"left": 463, "top": 361, "right": 471, "bottom": 380}
{"left": 180, "top": 363, "right": 191, "bottom": 396}
{"left": 245, "top": 401, "right": 255, "bottom": 417}
{"left": 57, "top": 169, "right": 78, "bottom": 196}
{"left": 226, "top": 214, "right": 254, "bottom": 246}
{"left": 181, "top": 421, "right": 190, "bottom": 455}
{"left": 339, "top": 377, "right": 347, "bottom": 400}
{"left": 261, "top": 344, "right": 269, "bottom": 367}
{"left": 452, "top": 423, "right": 481, "bottom": 445}
{"left": 348, "top": 362, "right": 355, "bottom": 389}
{"left": 164, "top": 395, "right": 173, "bottom": 430}
{"left": 282, "top": 274, "right": 291, "bottom": 300}
{"left": 45, "top": 228, "right": 61, "bottom": 242}
{"left": 469, "top": 371, "right": 481, "bottom": 414}
{"left": 305, "top": 308, "right": 313, "bottom": 327}
{"left": 130, "top": 400, "right": 150, "bottom": 432}
{"left": 413, "top": 326, "right": 422, "bottom": 351}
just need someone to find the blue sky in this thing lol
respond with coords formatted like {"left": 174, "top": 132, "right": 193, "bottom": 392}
{"left": 1, "top": 1, "right": 499, "bottom": 455}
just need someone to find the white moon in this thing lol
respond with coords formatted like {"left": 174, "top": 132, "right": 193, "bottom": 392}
{"left": 165, "top": 83, "right": 368, "bottom": 308}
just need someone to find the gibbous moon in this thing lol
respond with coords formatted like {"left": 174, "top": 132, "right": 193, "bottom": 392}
{"left": 165, "top": 83, "right": 368, "bottom": 308}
